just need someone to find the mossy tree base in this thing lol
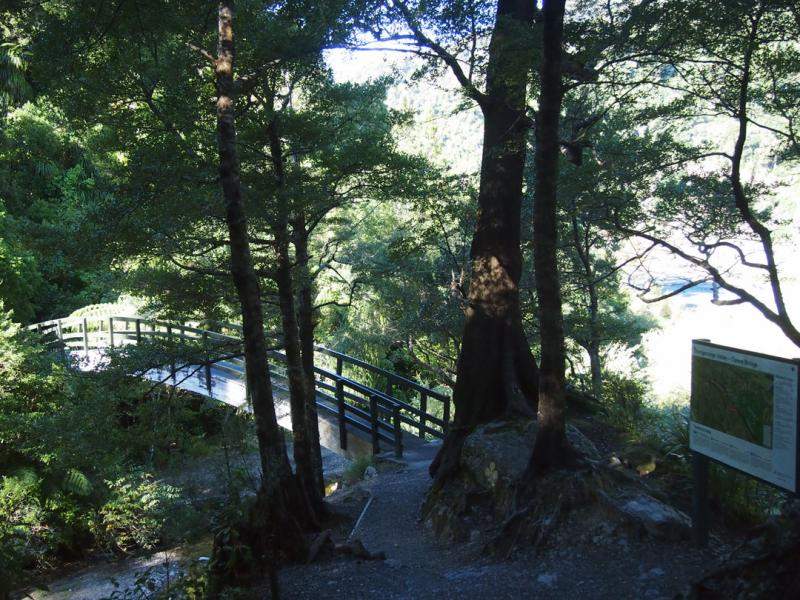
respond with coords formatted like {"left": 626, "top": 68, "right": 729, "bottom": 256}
{"left": 421, "top": 418, "right": 692, "bottom": 557}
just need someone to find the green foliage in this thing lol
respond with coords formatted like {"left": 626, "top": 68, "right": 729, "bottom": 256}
{"left": 342, "top": 454, "right": 374, "bottom": 484}
{"left": 96, "top": 473, "right": 181, "bottom": 554}
{"left": 0, "top": 105, "right": 118, "bottom": 323}
{"left": 600, "top": 380, "right": 784, "bottom": 526}
{"left": 601, "top": 372, "right": 650, "bottom": 428}
{"left": 0, "top": 308, "right": 233, "bottom": 590}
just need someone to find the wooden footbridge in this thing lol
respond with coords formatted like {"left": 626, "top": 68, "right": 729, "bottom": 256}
{"left": 30, "top": 315, "right": 450, "bottom": 459}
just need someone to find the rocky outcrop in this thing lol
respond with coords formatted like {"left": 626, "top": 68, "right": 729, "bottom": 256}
{"left": 422, "top": 418, "right": 693, "bottom": 553}
{"left": 422, "top": 419, "right": 601, "bottom": 544}
{"left": 609, "top": 493, "right": 691, "bottom": 541}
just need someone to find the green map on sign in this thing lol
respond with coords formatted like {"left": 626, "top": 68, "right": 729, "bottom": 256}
{"left": 691, "top": 356, "right": 774, "bottom": 449}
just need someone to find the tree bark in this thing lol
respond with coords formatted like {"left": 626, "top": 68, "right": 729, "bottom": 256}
{"left": 266, "top": 117, "right": 324, "bottom": 516}
{"left": 587, "top": 280, "right": 603, "bottom": 401}
{"left": 430, "top": 0, "right": 539, "bottom": 485}
{"left": 529, "top": 0, "right": 572, "bottom": 471}
{"left": 572, "top": 216, "right": 603, "bottom": 400}
{"left": 293, "top": 215, "right": 325, "bottom": 498}
{"left": 211, "top": 1, "right": 312, "bottom": 573}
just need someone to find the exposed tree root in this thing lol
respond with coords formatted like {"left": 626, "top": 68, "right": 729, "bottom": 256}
{"left": 686, "top": 501, "right": 800, "bottom": 599}
{"left": 423, "top": 419, "right": 692, "bottom": 559}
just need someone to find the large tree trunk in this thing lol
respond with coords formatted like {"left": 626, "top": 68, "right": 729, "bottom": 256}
{"left": 293, "top": 216, "right": 325, "bottom": 498}
{"left": 529, "top": 0, "right": 572, "bottom": 471}
{"left": 430, "top": 0, "right": 538, "bottom": 485}
{"left": 266, "top": 118, "right": 324, "bottom": 516}
{"left": 211, "top": 1, "right": 313, "bottom": 572}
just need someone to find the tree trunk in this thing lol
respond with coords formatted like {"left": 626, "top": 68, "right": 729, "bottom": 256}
{"left": 211, "top": 1, "right": 312, "bottom": 574}
{"left": 266, "top": 117, "right": 324, "bottom": 516}
{"left": 587, "top": 285, "right": 603, "bottom": 401}
{"left": 430, "top": 0, "right": 539, "bottom": 485}
{"left": 293, "top": 216, "right": 325, "bottom": 498}
{"left": 529, "top": 0, "right": 572, "bottom": 471}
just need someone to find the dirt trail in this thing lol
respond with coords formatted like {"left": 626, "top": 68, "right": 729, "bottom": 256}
{"left": 278, "top": 442, "right": 725, "bottom": 600}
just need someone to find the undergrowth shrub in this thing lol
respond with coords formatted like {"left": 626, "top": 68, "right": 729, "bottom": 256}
{"left": 599, "top": 374, "right": 784, "bottom": 526}
{"left": 95, "top": 473, "right": 182, "bottom": 554}
{"left": 343, "top": 454, "right": 374, "bottom": 484}
{"left": 601, "top": 371, "right": 649, "bottom": 428}
{"left": 0, "top": 308, "right": 235, "bottom": 591}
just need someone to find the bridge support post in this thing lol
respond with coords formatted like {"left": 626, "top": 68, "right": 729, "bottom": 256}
{"left": 336, "top": 379, "right": 347, "bottom": 451}
{"left": 56, "top": 320, "right": 66, "bottom": 362}
{"left": 419, "top": 392, "right": 427, "bottom": 439}
{"left": 202, "top": 332, "right": 213, "bottom": 396}
{"left": 135, "top": 319, "right": 141, "bottom": 343}
{"left": 167, "top": 325, "right": 175, "bottom": 381}
{"left": 392, "top": 405, "right": 403, "bottom": 458}
{"left": 82, "top": 318, "right": 89, "bottom": 353}
{"left": 108, "top": 317, "right": 114, "bottom": 348}
{"left": 369, "top": 395, "right": 380, "bottom": 455}
{"left": 443, "top": 398, "right": 450, "bottom": 434}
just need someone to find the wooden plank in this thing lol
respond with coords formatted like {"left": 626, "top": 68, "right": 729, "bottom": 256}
{"left": 419, "top": 392, "right": 427, "bottom": 438}
{"left": 392, "top": 405, "right": 403, "bottom": 458}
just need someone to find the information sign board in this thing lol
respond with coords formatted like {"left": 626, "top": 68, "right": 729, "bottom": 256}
{"left": 690, "top": 340, "right": 799, "bottom": 493}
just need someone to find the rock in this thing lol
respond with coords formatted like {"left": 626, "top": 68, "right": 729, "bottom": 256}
{"left": 568, "top": 425, "right": 601, "bottom": 461}
{"left": 444, "top": 566, "right": 490, "bottom": 581}
{"left": 615, "top": 494, "right": 691, "bottom": 541}
{"left": 423, "top": 418, "right": 604, "bottom": 545}
{"left": 385, "top": 559, "right": 403, "bottom": 569}
{"left": 363, "top": 465, "right": 378, "bottom": 480}
{"left": 462, "top": 420, "right": 534, "bottom": 489}
{"left": 469, "top": 529, "right": 481, "bottom": 544}
{"left": 640, "top": 567, "right": 666, "bottom": 580}
{"left": 461, "top": 419, "right": 600, "bottom": 492}
{"left": 537, "top": 573, "right": 558, "bottom": 587}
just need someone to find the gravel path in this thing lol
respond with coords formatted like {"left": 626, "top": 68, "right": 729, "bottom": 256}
{"left": 278, "top": 443, "right": 726, "bottom": 600}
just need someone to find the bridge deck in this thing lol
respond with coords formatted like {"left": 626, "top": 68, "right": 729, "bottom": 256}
{"left": 38, "top": 315, "right": 449, "bottom": 459}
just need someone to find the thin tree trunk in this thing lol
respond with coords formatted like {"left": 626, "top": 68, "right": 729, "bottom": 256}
{"left": 529, "top": 0, "right": 572, "bottom": 471}
{"left": 211, "top": 1, "right": 312, "bottom": 574}
{"left": 587, "top": 286, "right": 603, "bottom": 400}
{"left": 430, "top": 0, "right": 539, "bottom": 485}
{"left": 266, "top": 117, "right": 324, "bottom": 516}
{"left": 293, "top": 216, "right": 325, "bottom": 498}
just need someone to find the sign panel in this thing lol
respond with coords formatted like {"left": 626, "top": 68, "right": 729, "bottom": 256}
{"left": 689, "top": 340, "right": 799, "bottom": 493}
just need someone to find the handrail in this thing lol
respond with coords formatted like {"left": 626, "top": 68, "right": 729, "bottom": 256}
{"left": 28, "top": 314, "right": 452, "bottom": 454}
{"left": 313, "top": 345, "right": 449, "bottom": 402}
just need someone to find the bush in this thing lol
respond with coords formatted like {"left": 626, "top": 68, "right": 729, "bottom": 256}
{"left": 601, "top": 371, "right": 650, "bottom": 428}
{"left": 601, "top": 380, "right": 785, "bottom": 527}
{"left": 95, "top": 473, "right": 182, "bottom": 554}
{"left": 343, "top": 454, "right": 374, "bottom": 484}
